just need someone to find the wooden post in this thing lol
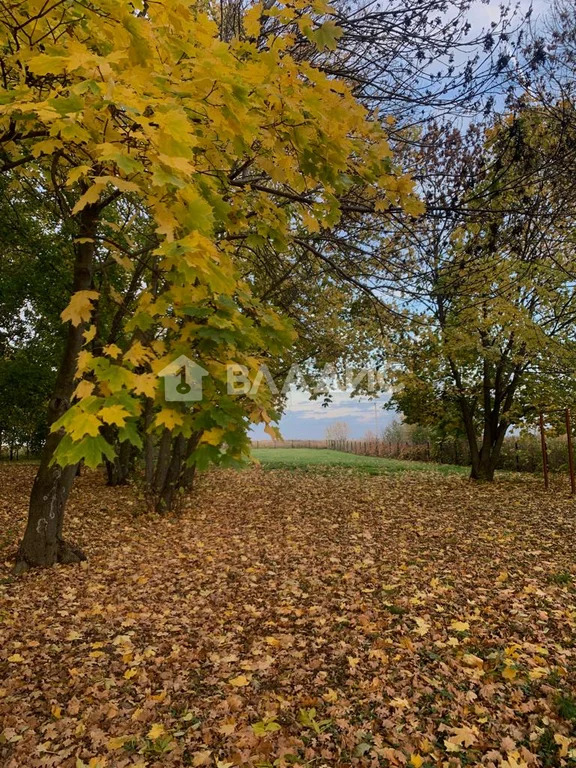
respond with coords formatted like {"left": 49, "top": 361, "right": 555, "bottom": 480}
{"left": 539, "top": 412, "right": 549, "bottom": 491}
{"left": 566, "top": 408, "right": 576, "bottom": 495}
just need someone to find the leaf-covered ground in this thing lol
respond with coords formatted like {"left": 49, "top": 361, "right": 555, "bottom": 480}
{"left": 1, "top": 464, "right": 576, "bottom": 768}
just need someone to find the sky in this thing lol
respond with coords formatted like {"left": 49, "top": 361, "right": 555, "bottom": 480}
{"left": 252, "top": 387, "right": 394, "bottom": 441}
{"left": 253, "top": 0, "right": 548, "bottom": 442}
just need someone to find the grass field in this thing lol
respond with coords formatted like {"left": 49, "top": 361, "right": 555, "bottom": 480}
{"left": 252, "top": 446, "right": 469, "bottom": 475}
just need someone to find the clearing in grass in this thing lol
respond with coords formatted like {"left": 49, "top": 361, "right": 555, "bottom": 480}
{"left": 252, "top": 447, "right": 468, "bottom": 475}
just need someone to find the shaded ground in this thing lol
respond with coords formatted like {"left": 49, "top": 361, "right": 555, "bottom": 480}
{"left": 252, "top": 448, "right": 467, "bottom": 475}
{"left": 1, "top": 464, "right": 576, "bottom": 768}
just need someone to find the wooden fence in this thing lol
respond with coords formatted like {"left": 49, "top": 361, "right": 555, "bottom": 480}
{"left": 251, "top": 439, "right": 329, "bottom": 449}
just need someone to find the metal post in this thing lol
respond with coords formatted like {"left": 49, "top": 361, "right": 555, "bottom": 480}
{"left": 566, "top": 409, "right": 576, "bottom": 495}
{"left": 539, "top": 412, "right": 549, "bottom": 491}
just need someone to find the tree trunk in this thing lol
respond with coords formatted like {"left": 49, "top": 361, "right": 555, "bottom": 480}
{"left": 143, "top": 398, "right": 155, "bottom": 486}
{"left": 152, "top": 429, "right": 172, "bottom": 495}
{"left": 155, "top": 434, "right": 186, "bottom": 514}
{"left": 149, "top": 432, "right": 200, "bottom": 514}
{"left": 470, "top": 451, "right": 496, "bottom": 481}
{"left": 105, "top": 438, "right": 133, "bottom": 486}
{"left": 467, "top": 416, "right": 509, "bottom": 482}
{"left": 13, "top": 207, "right": 98, "bottom": 574}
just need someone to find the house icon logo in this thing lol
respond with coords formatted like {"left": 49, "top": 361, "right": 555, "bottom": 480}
{"left": 158, "top": 355, "right": 209, "bottom": 402}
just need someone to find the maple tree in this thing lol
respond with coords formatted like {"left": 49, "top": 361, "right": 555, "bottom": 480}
{"left": 0, "top": 0, "right": 421, "bottom": 569}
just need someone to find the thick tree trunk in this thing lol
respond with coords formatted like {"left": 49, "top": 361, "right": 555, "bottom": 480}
{"left": 467, "top": 417, "right": 508, "bottom": 482}
{"left": 13, "top": 207, "right": 98, "bottom": 574}
{"left": 470, "top": 452, "right": 496, "bottom": 481}
{"left": 14, "top": 454, "right": 84, "bottom": 574}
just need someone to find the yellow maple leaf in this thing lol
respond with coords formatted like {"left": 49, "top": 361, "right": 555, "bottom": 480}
{"left": 68, "top": 411, "right": 102, "bottom": 441}
{"left": 7, "top": 654, "right": 25, "bottom": 663}
{"left": 243, "top": 2, "right": 263, "bottom": 37}
{"left": 201, "top": 427, "right": 225, "bottom": 446}
{"left": 74, "top": 379, "right": 94, "bottom": 399}
{"left": 555, "top": 734, "right": 572, "bottom": 758}
{"left": 323, "top": 688, "right": 338, "bottom": 703}
{"left": 71, "top": 182, "right": 106, "bottom": 215}
{"left": 264, "top": 423, "right": 281, "bottom": 440}
{"left": 147, "top": 723, "right": 165, "bottom": 740}
{"left": 98, "top": 405, "right": 130, "bottom": 427}
{"left": 420, "top": 739, "right": 433, "bottom": 753}
{"left": 76, "top": 350, "right": 94, "bottom": 375}
{"left": 103, "top": 343, "right": 123, "bottom": 359}
{"left": 218, "top": 719, "right": 236, "bottom": 736}
{"left": 192, "top": 750, "right": 212, "bottom": 767}
{"left": 83, "top": 325, "right": 97, "bottom": 344}
{"left": 155, "top": 409, "right": 184, "bottom": 430}
{"left": 447, "top": 724, "right": 478, "bottom": 748}
{"left": 410, "top": 754, "right": 424, "bottom": 768}
{"left": 450, "top": 620, "right": 470, "bottom": 632}
{"left": 108, "top": 735, "right": 131, "bottom": 750}
{"left": 61, "top": 290, "right": 100, "bottom": 326}
{"left": 414, "top": 617, "right": 431, "bottom": 636}
{"left": 124, "top": 341, "right": 153, "bottom": 366}
{"left": 133, "top": 373, "right": 157, "bottom": 398}
{"left": 229, "top": 674, "right": 250, "bottom": 687}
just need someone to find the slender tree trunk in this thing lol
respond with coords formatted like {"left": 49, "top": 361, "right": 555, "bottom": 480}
{"left": 155, "top": 434, "right": 186, "bottom": 514}
{"left": 151, "top": 432, "right": 200, "bottom": 514}
{"left": 181, "top": 439, "right": 198, "bottom": 491}
{"left": 143, "top": 399, "right": 155, "bottom": 486}
{"left": 13, "top": 208, "right": 98, "bottom": 574}
{"left": 105, "top": 435, "right": 133, "bottom": 486}
{"left": 152, "top": 429, "right": 172, "bottom": 494}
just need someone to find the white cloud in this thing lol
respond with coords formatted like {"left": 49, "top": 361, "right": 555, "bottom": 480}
{"left": 283, "top": 387, "right": 390, "bottom": 422}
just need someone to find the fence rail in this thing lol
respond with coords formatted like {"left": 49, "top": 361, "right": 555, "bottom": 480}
{"left": 251, "top": 440, "right": 329, "bottom": 449}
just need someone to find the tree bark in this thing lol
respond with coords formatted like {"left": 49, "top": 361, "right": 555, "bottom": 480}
{"left": 150, "top": 432, "right": 200, "bottom": 514}
{"left": 155, "top": 434, "right": 186, "bottom": 514}
{"left": 13, "top": 207, "right": 98, "bottom": 574}
{"left": 470, "top": 452, "right": 496, "bottom": 481}
{"left": 105, "top": 440, "right": 133, "bottom": 486}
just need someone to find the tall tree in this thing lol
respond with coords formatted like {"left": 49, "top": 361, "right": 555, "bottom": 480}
{"left": 382, "top": 115, "right": 576, "bottom": 480}
{"left": 0, "top": 0, "right": 419, "bottom": 570}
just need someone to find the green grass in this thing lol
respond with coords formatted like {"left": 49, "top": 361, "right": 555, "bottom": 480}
{"left": 252, "top": 448, "right": 468, "bottom": 475}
